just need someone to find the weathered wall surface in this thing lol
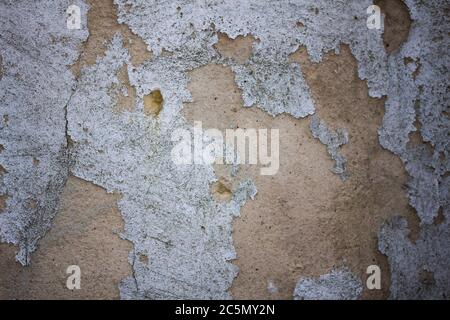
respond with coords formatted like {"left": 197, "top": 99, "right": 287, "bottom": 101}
{"left": 0, "top": 0, "right": 448, "bottom": 299}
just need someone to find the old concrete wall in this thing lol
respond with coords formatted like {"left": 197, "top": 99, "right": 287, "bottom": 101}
{"left": 0, "top": 0, "right": 448, "bottom": 300}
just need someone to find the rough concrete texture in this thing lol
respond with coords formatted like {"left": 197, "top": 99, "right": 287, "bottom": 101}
{"left": 0, "top": 0, "right": 448, "bottom": 300}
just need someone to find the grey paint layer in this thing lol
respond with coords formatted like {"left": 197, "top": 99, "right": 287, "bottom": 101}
{"left": 114, "top": 0, "right": 387, "bottom": 117}
{"left": 310, "top": 115, "right": 349, "bottom": 181}
{"left": 0, "top": 0, "right": 448, "bottom": 300}
{"left": 0, "top": 0, "right": 88, "bottom": 265}
{"left": 294, "top": 268, "right": 363, "bottom": 300}
{"left": 377, "top": 0, "right": 450, "bottom": 299}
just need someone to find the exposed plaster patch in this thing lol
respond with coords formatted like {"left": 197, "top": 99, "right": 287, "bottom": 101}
{"left": 375, "top": 0, "right": 412, "bottom": 53}
{"left": 0, "top": 194, "right": 9, "bottom": 213}
{"left": 0, "top": 164, "right": 6, "bottom": 176}
{"left": 182, "top": 63, "right": 410, "bottom": 300}
{"left": 433, "top": 207, "right": 445, "bottom": 226}
{"left": 214, "top": 33, "right": 256, "bottom": 64}
{"left": 71, "top": 0, "right": 152, "bottom": 78}
{"left": 293, "top": 268, "right": 363, "bottom": 300}
{"left": 0, "top": 175, "right": 132, "bottom": 299}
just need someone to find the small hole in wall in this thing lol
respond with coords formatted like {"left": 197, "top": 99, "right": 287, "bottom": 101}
{"left": 210, "top": 179, "right": 232, "bottom": 202}
{"left": 0, "top": 144, "right": 4, "bottom": 153}
{"left": 144, "top": 89, "right": 164, "bottom": 117}
{"left": 139, "top": 253, "right": 149, "bottom": 265}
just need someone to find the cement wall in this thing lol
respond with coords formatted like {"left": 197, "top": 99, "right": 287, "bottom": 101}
{"left": 0, "top": 0, "right": 448, "bottom": 300}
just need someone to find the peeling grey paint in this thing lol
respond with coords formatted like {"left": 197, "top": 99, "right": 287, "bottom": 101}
{"left": 379, "top": 216, "right": 450, "bottom": 299}
{"left": 377, "top": 0, "right": 450, "bottom": 299}
{"left": 0, "top": 0, "right": 448, "bottom": 300}
{"left": 310, "top": 115, "right": 349, "bottom": 181}
{"left": 232, "top": 61, "right": 315, "bottom": 118}
{"left": 293, "top": 268, "right": 363, "bottom": 300}
{"left": 110, "top": 0, "right": 388, "bottom": 298}
{"left": 68, "top": 35, "right": 257, "bottom": 299}
{"left": 379, "top": 0, "right": 449, "bottom": 224}
{"left": 115, "top": 0, "right": 387, "bottom": 118}
{"left": 0, "top": 0, "right": 88, "bottom": 265}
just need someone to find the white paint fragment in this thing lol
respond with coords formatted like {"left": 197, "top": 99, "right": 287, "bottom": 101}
{"left": 267, "top": 280, "right": 278, "bottom": 295}
{"left": 293, "top": 268, "right": 363, "bottom": 300}
{"left": 310, "top": 115, "right": 349, "bottom": 181}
